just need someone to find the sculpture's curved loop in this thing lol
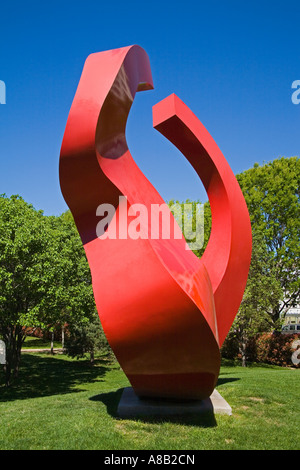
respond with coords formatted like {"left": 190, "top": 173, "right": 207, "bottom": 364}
{"left": 153, "top": 94, "right": 252, "bottom": 346}
{"left": 59, "top": 45, "right": 251, "bottom": 401}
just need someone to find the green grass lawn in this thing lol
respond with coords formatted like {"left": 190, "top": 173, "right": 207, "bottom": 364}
{"left": 0, "top": 352, "right": 298, "bottom": 450}
{"left": 23, "top": 336, "right": 62, "bottom": 350}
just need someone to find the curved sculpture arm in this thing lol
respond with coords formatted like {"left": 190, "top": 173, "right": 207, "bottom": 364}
{"left": 59, "top": 45, "right": 153, "bottom": 244}
{"left": 153, "top": 93, "right": 252, "bottom": 346}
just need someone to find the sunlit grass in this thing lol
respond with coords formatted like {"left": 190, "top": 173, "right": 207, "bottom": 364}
{"left": 0, "top": 353, "right": 298, "bottom": 450}
{"left": 23, "top": 336, "right": 61, "bottom": 350}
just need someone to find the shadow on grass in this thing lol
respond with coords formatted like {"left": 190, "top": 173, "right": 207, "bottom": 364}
{"left": 217, "top": 377, "right": 240, "bottom": 386}
{"left": 0, "top": 353, "right": 109, "bottom": 402}
{"left": 90, "top": 388, "right": 124, "bottom": 417}
{"left": 90, "top": 388, "right": 219, "bottom": 428}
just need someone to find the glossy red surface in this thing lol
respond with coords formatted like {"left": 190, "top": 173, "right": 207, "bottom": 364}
{"left": 59, "top": 45, "right": 252, "bottom": 400}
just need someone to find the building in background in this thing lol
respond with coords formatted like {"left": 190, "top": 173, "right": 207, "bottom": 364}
{"left": 281, "top": 302, "right": 300, "bottom": 334}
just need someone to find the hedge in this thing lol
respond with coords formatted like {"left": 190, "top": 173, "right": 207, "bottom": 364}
{"left": 221, "top": 332, "right": 300, "bottom": 367}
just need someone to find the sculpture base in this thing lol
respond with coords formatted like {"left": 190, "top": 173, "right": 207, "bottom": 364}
{"left": 117, "top": 387, "right": 232, "bottom": 419}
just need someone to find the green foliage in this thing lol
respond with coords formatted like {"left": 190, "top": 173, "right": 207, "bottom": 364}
{"left": 0, "top": 195, "right": 48, "bottom": 329}
{"left": 222, "top": 156, "right": 299, "bottom": 364}
{"left": 0, "top": 195, "right": 95, "bottom": 385}
{"left": 224, "top": 231, "right": 282, "bottom": 365}
{"left": 64, "top": 313, "right": 112, "bottom": 363}
{"left": 171, "top": 157, "right": 299, "bottom": 365}
{"left": 38, "top": 212, "right": 96, "bottom": 329}
{"left": 168, "top": 198, "right": 211, "bottom": 257}
{"left": 236, "top": 157, "right": 300, "bottom": 323}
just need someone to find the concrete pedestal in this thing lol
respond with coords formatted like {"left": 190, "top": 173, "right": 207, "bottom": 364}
{"left": 117, "top": 387, "right": 232, "bottom": 419}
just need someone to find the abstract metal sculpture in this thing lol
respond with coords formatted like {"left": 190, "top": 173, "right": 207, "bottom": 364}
{"left": 59, "top": 45, "right": 252, "bottom": 401}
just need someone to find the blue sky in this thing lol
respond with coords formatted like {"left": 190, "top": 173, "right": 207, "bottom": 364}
{"left": 0, "top": 0, "right": 299, "bottom": 215}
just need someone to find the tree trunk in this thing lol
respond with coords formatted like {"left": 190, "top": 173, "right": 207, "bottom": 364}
{"left": 51, "top": 331, "right": 54, "bottom": 355}
{"left": 13, "top": 328, "right": 24, "bottom": 379}
{"left": 241, "top": 345, "right": 247, "bottom": 367}
{"left": 4, "top": 329, "right": 14, "bottom": 386}
{"left": 90, "top": 349, "right": 94, "bottom": 365}
{"left": 62, "top": 325, "right": 65, "bottom": 351}
{"left": 239, "top": 334, "right": 247, "bottom": 367}
{"left": 4, "top": 358, "right": 12, "bottom": 387}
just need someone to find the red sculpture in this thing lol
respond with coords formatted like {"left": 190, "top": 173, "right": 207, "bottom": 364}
{"left": 59, "top": 45, "right": 252, "bottom": 401}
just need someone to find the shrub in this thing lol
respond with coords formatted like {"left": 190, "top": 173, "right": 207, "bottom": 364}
{"left": 255, "top": 332, "right": 299, "bottom": 367}
{"left": 64, "top": 314, "right": 112, "bottom": 363}
{"left": 220, "top": 333, "right": 239, "bottom": 360}
{"left": 221, "top": 331, "right": 300, "bottom": 367}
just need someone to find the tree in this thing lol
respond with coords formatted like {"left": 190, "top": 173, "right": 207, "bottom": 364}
{"left": 173, "top": 158, "right": 299, "bottom": 364}
{"left": 64, "top": 312, "right": 112, "bottom": 364}
{"left": 35, "top": 212, "right": 96, "bottom": 344}
{"left": 219, "top": 157, "right": 299, "bottom": 365}
{"left": 168, "top": 199, "right": 210, "bottom": 257}
{"left": 222, "top": 232, "right": 282, "bottom": 366}
{"left": 0, "top": 195, "right": 95, "bottom": 386}
{"left": 0, "top": 195, "right": 52, "bottom": 385}
{"left": 236, "top": 157, "right": 300, "bottom": 327}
